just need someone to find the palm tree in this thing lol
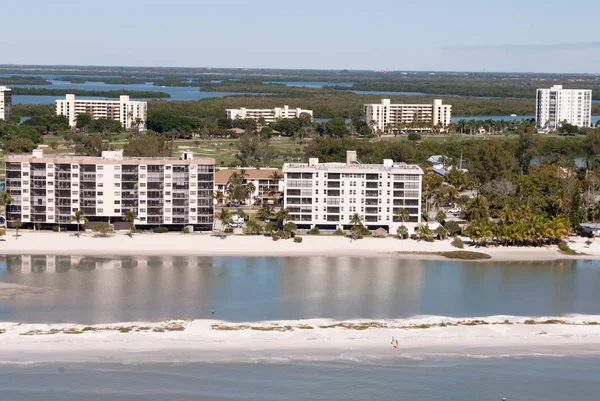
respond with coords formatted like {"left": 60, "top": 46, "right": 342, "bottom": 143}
{"left": 349, "top": 213, "right": 363, "bottom": 238}
{"left": 70, "top": 210, "right": 86, "bottom": 235}
{"left": 269, "top": 171, "right": 283, "bottom": 188}
{"left": 395, "top": 208, "right": 409, "bottom": 224}
{"left": 13, "top": 219, "right": 22, "bottom": 238}
{"left": 416, "top": 224, "right": 433, "bottom": 241}
{"left": 218, "top": 208, "right": 233, "bottom": 231}
{"left": 592, "top": 202, "right": 600, "bottom": 224}
{"left": 123, "top": 210, "right": 137, "bottom": 235}
{"left": 435, "top": 210, "right": 447, "bottom": 225}
{"left": 0, "top": 191, "right": 13, "bottom": 213}
{"left": 462, "top": 196, "right": 489, "bottom": 222}
{"left": 396, "top": 225, "right": 408, "bottom": 239}
{"left": 445, "top": 187, "right": 459, "bottom": 205}
{"left": 213, "top": 190, "right": 225, "bottom": 206}
{"left": 274, "top": 207, "right": 289, "bottom": 230}
{"left": 243, "top": 217, "right": 262, "bottom": 235}
{"left": 245, "top": 182, "right": 256, "bottom": 211}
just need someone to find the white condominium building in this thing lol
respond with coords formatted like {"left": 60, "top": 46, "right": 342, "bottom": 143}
{"left": 4, "top": 149, "right": 215, "bottom": 230}
{"left": 535, "top": 85, "right": 592, "bottom": 130}
{"left": 56, "top": 94, "right": 148, "bottom": 131}
{"left": 0, "top": 86, "right": 12, "bottom": 121}
{"left": 226, "top": 105, "right": 313, "bottom": 124}
{"left": 364, "top": 99, "right": 452, "bottom": 132}
{"left": 283, "top": 151, "right": 423, "bottom": 233}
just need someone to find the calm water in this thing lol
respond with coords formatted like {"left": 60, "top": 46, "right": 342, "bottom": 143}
{"left": 2, "top": 256, "right": 600, "bottom": 324}
{"left": 1, "top": 357, "right": 599, "bottom": 401}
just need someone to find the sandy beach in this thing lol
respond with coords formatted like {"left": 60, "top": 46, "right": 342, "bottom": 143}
{"left": 0, "top": 315, "right": 599, "bottom": 363}
{"left": 0, "top": 230, "right": 599, "bottom": 261}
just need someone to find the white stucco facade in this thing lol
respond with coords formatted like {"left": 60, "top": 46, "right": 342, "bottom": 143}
{"left": 0, "top": 86, "right": 12, "bottom": 121}
{"left": 364, "top": 99, "right": 452, "bottom": 132}
{"left": 535, "top": 85, "right": 592, "bottom": 130}
{"left": 225, "top": 105, "right": 313, "bottom": 124}
{"left": 283, "top": 151, "right": 423, "bottom": 233}
{"left": 56, "top": 94, "right": 147, "bottom": 131}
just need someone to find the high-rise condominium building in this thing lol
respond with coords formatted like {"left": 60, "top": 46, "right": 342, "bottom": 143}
{"left": 4, "top": 149, "right": 215, "bottom": 230}
{"left": 225, "top": 105, "right": 313, "bottom": 124}
{"left": 535, "top": 85, "right": 592, "bottom": 130}
{"left": 0, "top": 86, "right": 12, "bottom": 121}
{"left": 56, "top": 94, "right": 147, "bottom": 131}
{"left": 364, "top": 99, "right": 452, "bottom": 132}
{"left": 283, "top": 151, "right": 423, "bottom": 233}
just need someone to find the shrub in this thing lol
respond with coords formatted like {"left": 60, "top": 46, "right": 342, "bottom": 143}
{"left": 92, "top": 222, "right": 113, "bottom": 237}
{"left": 558, "top": 241, "right": 577, "bottom": 255}
{"left": 451, "top": 236, "right": 464, "bottom": 249}
{"left": 444, "top": 221, "right": 460, "bottom": 236}
{"left": 272, "top": 233, "right": 280, "bottom": 241}
{"left": 52, "top": 226, "right": 60, "bottom": 232}
{"left": 307, "top": 227, "right": 320, "bottom": 235}
{"left": 332, "top": 228, "right": 346, "bottom": 236}
{"left": 294, "top": 237, "right": 303, "bottom": 243}
{"left": 224, "top": 227, "right": 234, "bottom": 233}
{"left": 281, "top": 230, "right": 291, "bottom": 239}
{"left": 182, "top": 226, "right": 190, "bottom": 234}
{"left": 407, "top": 132, "right": 422, "bottom": 141}
{"left": 409, "top": 234, "right": 418, "bottom": 240}
{"left": 152, "top": 226, "right": 169, "bottom": 233}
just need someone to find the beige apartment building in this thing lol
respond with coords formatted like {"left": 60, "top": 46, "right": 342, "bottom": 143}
{"left": 4, "top": 149, "right": 215, "bottom": 230}
{"left": 56, "top": 94, "right": 147, "bottom": 131}
{"left": 215, "top": 168, "right": 284, "bottom": 204}
{"left": 283, "top": 151, "right": 424, "bottom": 233}
{"left": 225, "top": 105, "right": 313, "bottom": 124}
{"left": 0, "top": 86, "right": 12, "bottom": 121}
{"left": 364, "top": 99, "right": 452, "bottom": 132}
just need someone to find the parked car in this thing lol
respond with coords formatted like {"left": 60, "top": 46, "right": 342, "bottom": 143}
{"left": 448, "top": 207, "right": 461, "bottom": 214}
{"left": 226, "top": 201, "right": 240, "bottom": 207}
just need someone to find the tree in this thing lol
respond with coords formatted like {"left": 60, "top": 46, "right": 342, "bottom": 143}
{"left": 256, "top": 203, "right": 274, "bottom": 220}
{"left": 416, "top": 224, "right": 433, "bottom": 241}
{"left": 75, "top": 113, "right": 93, "bottom": 130}
{"left": 275, "top": 207, "right": 289, "bottom": 229}
{"left": 516, "top": 128, "right": 537, "bottom": 174}
{"left": 123, "top": 210, "right": 137, "bottom": 234}
{"left": 435, "top": 210, "right": 447, "bottom": 225}
{"left": 213, "top": 190, "right": 225, "bottom": 205}
{"left": 396, "top": 225, "right": 409, "bottom": 239}
{"left": 435, "top": 225, "right": 448, "bottom": 240}
{"left": 12, "top": 219, "right": 22, "bottom": 238}
{"left": 283, "top": 222, "right": 297, "bottom": 234}
{"left": 0, "top": 191, "right": 13, "bottom": 212}
{"left": 245, "top": 182, "right": 256, "bottom": 210}
{"left": 123, "top": 133, "right": 169, "bottom": 157}
{"left": 243, "top": 217, "right": 262, "bottom": 235}
{"left": 217, "top": 208, "right": 233, "bottom": 231}
{"left": 70, "top": 210, "right": 86, "bottom": 235}
{"left": 462, "top": 196, "right": 490, "bottom": 222}
{"left": 395, "top": 208, "right": 409, "bottom": 224}
{"left": 349, "top": 213, "right": 363, "bottom": 238}
{"left": 264, "top": 221, "right": 277, "bottom": 234}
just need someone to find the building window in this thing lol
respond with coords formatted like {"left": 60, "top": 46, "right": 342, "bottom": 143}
{"left": 115, "top": 200, "right": 121, "bottom": 205}
{"left": 114, "top": 192, "right": 121, "bottom": 196}
{"left": 97, "top": 192, "right": 103, "bottom": 196}
{"left": 114, "top": 209, "right": 121, "bottom": 214}
{"left": 98, "top": 209, "right": 103, "bottom": 213}
{"left": 140, "top": 200, "right": 146, "bottom": 204}
{"left": 98, "top": 174, "right": 103, "bottom": 179}
{"left": 114, "top": 174, "right": 120, "bottom": 179}
{"left": 97, "top": 166, "right": 103, "bottom": 170}
{"left": 98, "top": 200, "right": 103, "bottom": 205}
{"left": 114, "top": 166, "right": 121, "bottom": 171}
{"left": 114, "top": 183, "right": 121, "bottom": 187}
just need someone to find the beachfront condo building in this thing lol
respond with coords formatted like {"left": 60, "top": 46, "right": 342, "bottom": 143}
{"left": 535, "top": 85, "right": 592, "bottom": 130}
{"left": 225, "top": 106, "right": 313, "bottom": 124}
{"left": 364, "top": 99, "right": 452, "bottom": 132}
{"left": 56, "top": 94, "right": 148, "bottom": 131}
{"left": 0, "top": 86, "right": 12, "bottom": 121}
{"left": 283, "top": 151, "right": 424, "bottom": 233}
{"left": 4, "top": 149, "right": 215, "bottom": 230}
{"left": 215, "top": 168, "right": 284, "bottom": 205}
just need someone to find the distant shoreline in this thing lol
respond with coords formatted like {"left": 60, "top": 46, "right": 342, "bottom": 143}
{"left": 0, "top": 231, "right": 598, "bottom": 262}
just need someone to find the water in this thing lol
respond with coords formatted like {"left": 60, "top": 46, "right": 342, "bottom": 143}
{"left": 1, "top": 357, "right": 599, "bottom": 401}
{"left": 2, "top": 256, "right": 600, "bottom": 324}
{"left": 263, "top": 81, "right": 354, "bottom": 88}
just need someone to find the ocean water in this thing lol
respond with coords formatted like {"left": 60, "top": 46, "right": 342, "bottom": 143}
{"left": 1, "top": 357, "right": 599, "bottom": 401}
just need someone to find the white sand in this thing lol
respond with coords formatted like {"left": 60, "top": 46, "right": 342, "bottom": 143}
{"left": 1, "top": 316, "right": 599, "bottom": 363}
{"left": 1, "top": 231, "right": 599, "bottom": 261}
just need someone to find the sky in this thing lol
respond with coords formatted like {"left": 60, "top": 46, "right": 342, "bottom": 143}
{"left": 3, "top": 0, "right": 600, "bottom": 73}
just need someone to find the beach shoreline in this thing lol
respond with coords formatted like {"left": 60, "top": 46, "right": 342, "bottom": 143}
{"left": 1, "top": 315, "right": 600, "bottom": 363}
{"left": 0, "top": 231, "right": 599, "bottom": 262}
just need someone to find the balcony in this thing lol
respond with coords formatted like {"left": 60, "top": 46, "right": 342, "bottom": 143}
{"left": 365, "top": 216, "right": 378, "bottom": 222}
{"left": 327, "top": 181, "right": 340, "bottom": 188}
{"left": 366, "top": 207, "right": 378, "bottom": 214}
{"left": 365, "top": 191, "right": 379, "bottom": 197}
{"left": 366, "top": 182, "right": 378, "bottom": 189}
{"left": 366, "top": 199, "right": 378, "bottom": 206}
{"left": 366, "top": 174, "right": 378, "bottom": 180}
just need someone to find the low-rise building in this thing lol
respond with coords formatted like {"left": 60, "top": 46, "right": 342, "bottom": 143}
{"left": 56, "top": 94, "right": 147, "bottom": 131}
{"left": 4, "top": 149, "right": 215, "bottom": 230}
{"left": 214, "top": 168, "right": 284, "bottom": 204}
{"left": 283, "top": 151, "right": 424, "bottom": 233}
{"left": 364, "top": 99, "right": 452, "bottom": 132}
{"left": 225, "top": 105, "right": 313, "bottom": 124}
{"left": 0, "top": 86, "right": 12, "bottom": 121}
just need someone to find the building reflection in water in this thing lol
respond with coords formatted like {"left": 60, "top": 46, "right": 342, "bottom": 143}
{"left": 0, "top": 255, "right": 599, "bottom": 324}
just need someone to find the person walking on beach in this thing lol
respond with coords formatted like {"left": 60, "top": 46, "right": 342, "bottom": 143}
{"left": 390, "top": 336, "right": 395, "bottom": 346}
{"left": 395, "top": 339, "right": 399, "bottom": 349}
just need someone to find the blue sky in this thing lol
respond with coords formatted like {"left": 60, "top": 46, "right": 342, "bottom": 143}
{"left": 4, "top": 0, "right": 600, "bottom": 73}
